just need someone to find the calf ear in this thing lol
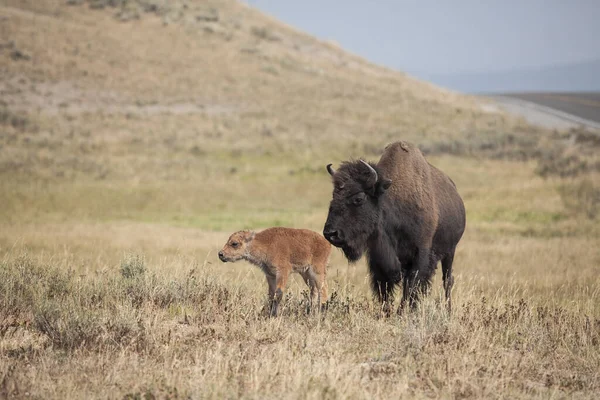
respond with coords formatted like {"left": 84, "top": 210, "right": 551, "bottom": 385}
{"left": 375, "top": 179, "right": 392, "bottom": 197}
{"left": 242, "top": 230, "right": 255, "bottom": 242}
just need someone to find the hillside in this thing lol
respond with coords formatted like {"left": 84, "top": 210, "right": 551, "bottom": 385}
{"left": 1, "top": 0, "right": 535, "bottom": 183}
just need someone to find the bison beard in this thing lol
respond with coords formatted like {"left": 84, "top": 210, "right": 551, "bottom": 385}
{"left": 341, "top": 241, "right": 365, "bottom": 262}
{"left": 366, "top": 232, "right": 404, "bottom": 301}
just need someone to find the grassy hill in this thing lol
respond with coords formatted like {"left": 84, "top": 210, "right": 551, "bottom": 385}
{"left": 1, "top": 0, "right": 533, "bottom": 178}
{"left": 1, "top": 1, "right": 599, "bottom": 398}
{"left": 1, "top": 0, "right": 548, "bottom": 228}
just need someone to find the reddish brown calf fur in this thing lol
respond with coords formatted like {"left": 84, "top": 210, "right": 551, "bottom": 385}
{"left": 218, "top": 227, "right": 331, "bottom": 316}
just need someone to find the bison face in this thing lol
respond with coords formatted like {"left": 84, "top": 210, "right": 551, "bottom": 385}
{"left": 218, "top": 230, "right": 255, "bottom": 263}
{"left": 323, "top": 160, "right": 392, "bottom": 262}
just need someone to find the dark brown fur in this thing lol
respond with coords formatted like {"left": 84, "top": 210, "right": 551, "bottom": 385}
{"left": 323, "top": 141, "right": 466, "bottom": 314}
{"left": 219, "top": 227, "right": 331, "bottom": 316}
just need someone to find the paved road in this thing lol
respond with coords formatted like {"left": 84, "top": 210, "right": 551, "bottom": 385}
{"left": 504, "top": 92, "right": 600, "bottom": 123}
{"left": 487, "top": 92, "right": 600, "bottom": 131}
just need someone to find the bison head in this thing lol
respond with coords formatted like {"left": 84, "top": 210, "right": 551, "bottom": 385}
{"left": 323, "top": 160, "right": 392, "bottom": 262}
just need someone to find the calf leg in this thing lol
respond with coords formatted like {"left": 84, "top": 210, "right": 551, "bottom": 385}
{"left": 266, "top": 274, "right": 277, "bottom": 315}
{"left": 320, "top": 271, "right": 328, "bottom": 310}
{"left": 270, "top": 271, "right": 289, "bottom": 317}
{"left": 300, "top": 270, "right": 318, "bottom": 312}
{"left": 442, "top": 250, "right": 455, "bottom": 314}
{"left": 302, "top": 267, "right": 327, "bottom": 313}
{"left": 314, "top": 268, "right": 328, "bottom": 312}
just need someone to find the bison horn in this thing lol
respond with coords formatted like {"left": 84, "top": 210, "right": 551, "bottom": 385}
{"left": 360, "top": 159, "right": 378, "bottom": 183}
{"left": 326, "top": 163, "right": 336, "bottom": 176}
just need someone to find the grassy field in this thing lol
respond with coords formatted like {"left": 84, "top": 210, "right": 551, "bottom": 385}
{"left": 1, "top": 1, "right": 600, "bottom": 399}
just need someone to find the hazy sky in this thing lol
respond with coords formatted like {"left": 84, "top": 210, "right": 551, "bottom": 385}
{"left": 249, "top": 0, "right": 600, "bottom": 76}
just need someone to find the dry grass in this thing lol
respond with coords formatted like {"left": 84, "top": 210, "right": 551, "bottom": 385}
{"left": 1, "top": 232, "right": 599, "bottom": 399}
{"left": 1, "top": 157, "right": 599, "bottom": 399}
{"left": 1, "top": 0, "right": 600, "bottom": 399}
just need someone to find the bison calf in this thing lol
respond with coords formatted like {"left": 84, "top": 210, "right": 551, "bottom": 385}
{"left": 218, "top": 227, "right": 331, "bottom": 316}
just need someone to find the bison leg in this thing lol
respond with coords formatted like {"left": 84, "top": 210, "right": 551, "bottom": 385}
{"left": 442, "top": 250, "right": 455, "bottom": 314}
{"left": 399, "top": 271, "right": 414, "bottom": 312}
{"left": 400, "top": 271, "right": 430, "bottom": 312}
{"left": 370, "top": 270, "right": 395, "bottom": 317}
{"left": 399, "top": 250, "right": 433, "bottom": 312}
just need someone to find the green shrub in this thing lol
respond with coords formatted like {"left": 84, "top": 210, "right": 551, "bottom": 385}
{"left": 535, "top": 150, "right": 590, "bottom": 178}
{"left": 0, "top": 254, "right": 246, "bottom": 351}
{"left": 33, "top": 299, "right": 148, "bottom": 351}
{"left": 558, "top": 178, "right": 600, "bottom": 219}
{"left": 0, "top": 108, "right": 32, "bottom": 131}
{"left": 120, "top": 254, "right": 146, "bottom": 279}
{"left": 251, "top": 26, "right": 280, "bottom": 41}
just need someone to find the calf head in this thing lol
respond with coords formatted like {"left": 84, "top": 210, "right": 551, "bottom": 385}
{"left": 218, "top": 230, "right": 255, "bottom": 262}
{"left": 323, "top": 160, "right": 392, "bottom": 262}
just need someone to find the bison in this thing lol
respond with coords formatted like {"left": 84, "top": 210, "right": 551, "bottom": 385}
{"left": 218, "top": 227, "right": 331, "bottom": 316}
{"left": 323, "top": 141, "right": 466, "bottom": 314}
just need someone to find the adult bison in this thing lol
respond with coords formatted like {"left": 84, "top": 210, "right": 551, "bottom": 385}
{"left": 323, "top": 141, "right": 466, "bottom": 314}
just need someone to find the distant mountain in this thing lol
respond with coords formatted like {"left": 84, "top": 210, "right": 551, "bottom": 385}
{"left": 421, "top": 59, "right": 600, "bottom": 94}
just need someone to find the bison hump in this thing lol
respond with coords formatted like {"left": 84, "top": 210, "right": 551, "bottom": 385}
{"left": 384, "top": 141, "right": 411, "bottom": 153}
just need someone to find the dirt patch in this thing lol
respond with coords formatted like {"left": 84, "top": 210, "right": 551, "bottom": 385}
{"left": 0, "top": 76, "right": 238, "bottom": 116}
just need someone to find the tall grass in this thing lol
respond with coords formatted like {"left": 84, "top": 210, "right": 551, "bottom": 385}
{"left": 1, "top": 253, "right": 598, "bottom": 398}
